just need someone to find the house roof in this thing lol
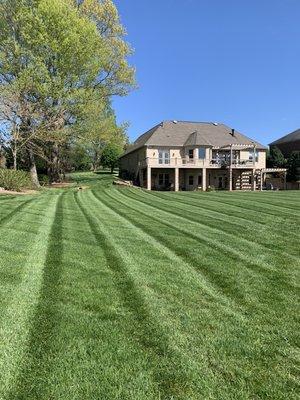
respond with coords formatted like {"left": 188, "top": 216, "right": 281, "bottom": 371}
{"left": 269, "top": 129, "right": 300, "bottom": 146}
{"left": 121, "top": 121, "right": 267, "bottom": 157}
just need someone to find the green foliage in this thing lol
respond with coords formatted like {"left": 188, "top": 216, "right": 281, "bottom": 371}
{"left": 37, "top": 173, "right": 50, "bottom": 186}
{"left": 0, "top": 168, "right": 33, "bottom": 191}
{"left": 267, "top": 146, "right": 286, "bottom": 167}
{"left": 67, "top": 143, "right": 92, "bottom": 171}
{"left": 286, "top": 151, "right": 300, "bottom": 181}
{"left": 100, "top": 142, "right": 123, "bottom": 172}
{"left": 0, "top": 0, "right": 135, "bottom": 181}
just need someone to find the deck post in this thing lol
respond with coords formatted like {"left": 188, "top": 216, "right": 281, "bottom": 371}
{"left": 252, "top": 169, "right": 256, "bottom": 191}
{"left": 283, "top": 171, "right": 287, "bottom": 190}
{"left": 147, "top": 166, "right": 151, "bottom": 190}
{"left": 174, "top": 167, "right": 179, "bottom": 191}
{"left": 202, "top": 168, "right": 206, "bottom": 191}
{"left": 260, "top": 170, "right": 263, "bottom": 191}
{"left": 229, "top": 144, "right": 233, "bottom": 191}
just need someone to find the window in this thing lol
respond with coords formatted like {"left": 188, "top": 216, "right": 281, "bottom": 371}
{"left": 158, "top": 150, "right": 170, "bottom": 164}
{"left": 249, "top": 150, "right": 258, "bottom": 162}
{"left": 188, "top": 149, "right": 194, "bottom": 159}
{"left": 198, "top": 175, "right": 202, "bottom": 186}
{"left": 189, "top": 175, "right": 194, "bottom": 185}
{"left": 198, "top": 148, "right": 205, "bottom": 159}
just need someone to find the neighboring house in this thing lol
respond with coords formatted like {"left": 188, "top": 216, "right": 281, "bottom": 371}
{"left": 269, "top": 128, "right": 300, "bottom": 158}
{"left": 119, "top": 120, "right": 284, "bottom": 191}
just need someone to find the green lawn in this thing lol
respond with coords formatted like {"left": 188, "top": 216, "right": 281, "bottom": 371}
{"left": 0, "top": 172, "right": 299, "bottom": 400}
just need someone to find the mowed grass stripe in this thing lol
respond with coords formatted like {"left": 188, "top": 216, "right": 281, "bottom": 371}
{"left": 95, "top": 188, "right": 247, "bottom": 312}
{"left": 0, "top": 197, "right": 36, "bottom": 226}
{"left": 89, "top": 186, "right": 299, "bottom": 399}
{"left": 0, "top": 193, "right": 61, "bottom": 400}
{"left": 74, "top": 190, "right": 201, "bottom": 399}
{"left": 169, "top": 190, "right": 300, "bottom": 219}
{"left": 101, "top": 188, "right": 299, "bottom": 309}
{"left": 144, "top": 189, "right": 300, "bottom": 235}
{"left": 86, "top": 190, "right": 265, "bottom": 399}
{"left": 11, "top": 191, "right": 162, "bottom": 399}
{"left": 139, "top": 190, "right": 300, "bottom": 254}
{"left": 119, "top": 189, "right": 300, "bottom": 272}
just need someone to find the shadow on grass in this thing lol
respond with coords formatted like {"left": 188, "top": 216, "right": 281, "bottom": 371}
{"left": 9, "top": 193, "right": 66, "bottom": 400}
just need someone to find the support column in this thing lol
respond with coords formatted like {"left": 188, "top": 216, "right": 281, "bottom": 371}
{"left": 174, "top": 167, "right": 179, "bottom": 192}
{"left": 229, "top": 144, "right": 233, "bottom": 191}
{"left": 283, "top": 171, "right": 287, "bottom": 190}
{"left": 252, "top": 169, "right": 256, "bottom": 191}
{"left": 260, "top": 170, "right": 263, "bottom": 191}
{"left": 229, "top": 167, "right": 233, "bottom": 191}
{"left": 202, "top": 168, "right": 206, "bottom": 191}
{"left": 147, "top": 166, "right": 151, "bottom": 190}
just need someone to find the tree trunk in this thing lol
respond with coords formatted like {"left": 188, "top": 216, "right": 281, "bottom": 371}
{"left": 12, "top": 147, "right": 17, "bottom": 170}
{"left": 28, "top": 149, "right": 40, "bottom": 188}
{"left": 110, "top": 165, "right": 114, "bottom": 174}
{"left": 49, "top": 143, "right": 61, "bottom": 183}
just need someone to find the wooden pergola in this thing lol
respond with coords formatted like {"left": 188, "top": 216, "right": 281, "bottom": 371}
{"left": 259, "top": 168, "right": 287, "bottom": 191}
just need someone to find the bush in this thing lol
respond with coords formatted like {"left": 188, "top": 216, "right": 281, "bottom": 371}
{"left": 38, "top": 174, "right": 50, "bottom": 186}
{"left": 0, "top": 169, "right": 33, "bottom": 191}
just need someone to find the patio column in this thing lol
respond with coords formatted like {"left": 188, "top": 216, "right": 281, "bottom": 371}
{"left": 147, "top": 166, "right": 151, "bottom": 190}
{"left": 202, "top": 168, "right": 207, "bottom": 191}
{"left": 283, "top": 171, "right": 287, "bottom": 190}
{"left": 229, "top": 144, "right": 233, "bottom": 191}
{"left": 260, "top": 170, "right": 263, "bottom": 191}
{"left": 252, "top": 169, "right": 256, "bottom": 191}
{"left": 174, "top": 167, "right": 179, "bottom": 191}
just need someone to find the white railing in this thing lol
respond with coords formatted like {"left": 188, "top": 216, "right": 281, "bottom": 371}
{"left": 138, "top": 157, "right": 256, "bottom": 168}
{"left": 138, "top": 157, "right": 206, "bottom": 167}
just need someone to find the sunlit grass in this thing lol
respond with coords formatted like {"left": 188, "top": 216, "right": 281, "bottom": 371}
{"left": 0, "top": 172, "right": 299, "bottom": 399}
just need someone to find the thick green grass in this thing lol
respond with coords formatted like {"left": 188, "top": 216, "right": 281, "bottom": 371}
{"left": 0, "top": 172, "right": 299, "bottom": 399}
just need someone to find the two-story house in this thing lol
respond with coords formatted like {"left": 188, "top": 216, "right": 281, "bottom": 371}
{"left": 119, "top": 121, "right": 271, "bottom": 191}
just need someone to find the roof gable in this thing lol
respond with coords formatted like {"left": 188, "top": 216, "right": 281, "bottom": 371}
{"left": 121, "top": 120, "right": 267, "bottom": 157}
{"left": 270, "top": 129, "right": 300, "bottom": 145}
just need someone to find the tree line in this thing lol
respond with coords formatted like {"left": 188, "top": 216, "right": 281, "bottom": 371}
{"left": 0, "top": 0, "right": 135, "bottom": 185}
{"left": 267, "top": 146, "right": 300, "bottom": 182}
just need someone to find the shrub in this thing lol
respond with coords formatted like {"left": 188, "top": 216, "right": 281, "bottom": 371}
{"left": 38, "top": 174, "right": 50, "bottom": 186}
{"left": 0, "top": 169, "right": 33, "bottom": 191}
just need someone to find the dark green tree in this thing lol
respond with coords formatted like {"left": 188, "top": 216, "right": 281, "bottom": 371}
{"left": 267, "top": 146, "right": 286, "bottom": 168}
{"left": 286, "top": 151, "right": 300, "bottom": 181}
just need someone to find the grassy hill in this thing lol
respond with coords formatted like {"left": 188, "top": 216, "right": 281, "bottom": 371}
{"left": 0, "top": 172, "right": 299, "bottom": 399}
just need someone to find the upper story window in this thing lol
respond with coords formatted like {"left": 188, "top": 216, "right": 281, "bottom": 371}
{"left": 158, "top": 149, "right": 170, "bottom": 164}
{"left": 198, "top": 148, "right": 206, "bottom": 159}
{"left": 188, "top": 149, "right": 194, "bottom": 159}
{"left": 249, "top": 150, "right": 259, "bottom": 162}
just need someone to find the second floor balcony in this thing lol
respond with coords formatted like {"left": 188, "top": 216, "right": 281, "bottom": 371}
{"left": 138, "top": 156, "right": 257, "bottom": 169}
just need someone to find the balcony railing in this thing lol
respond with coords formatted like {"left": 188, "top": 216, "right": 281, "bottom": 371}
{"left": 138, "top": 157, "right": 256, "bottom": 168}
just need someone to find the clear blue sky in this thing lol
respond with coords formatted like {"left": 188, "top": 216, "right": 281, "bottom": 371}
{"left": 113, "top": 0, "right": 300, "bottom": 145}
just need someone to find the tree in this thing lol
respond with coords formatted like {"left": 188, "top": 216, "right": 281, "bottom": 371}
{"left": 267, "top": 146, "right": 286, "bottom": 168}
{"left": 286, "top": 151, "right": 300, "bottom": 182}
{"left": 0, "top": 0, "right": 135, "bottom": 184}
{"left": 100, "top": 143, "right": 123, "bottom": 173}
{"left": 75, "top": 101, "right": 128, "bottom": 171}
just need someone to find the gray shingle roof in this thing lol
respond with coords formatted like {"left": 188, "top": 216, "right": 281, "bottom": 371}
{"left": 269, "top": 129, "right": 300, "bottom": 145}
{"left": 121, "top": 121, "right": 267, "bottom": 157}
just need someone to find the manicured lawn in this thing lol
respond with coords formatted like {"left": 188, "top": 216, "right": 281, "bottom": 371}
{"left": 0, "top": 172, "right": 299, "bottom": 399}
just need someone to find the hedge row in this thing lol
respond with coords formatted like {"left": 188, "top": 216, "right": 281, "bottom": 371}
{"left": 0, "top": 169, "right": 33, "bottom": 191}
